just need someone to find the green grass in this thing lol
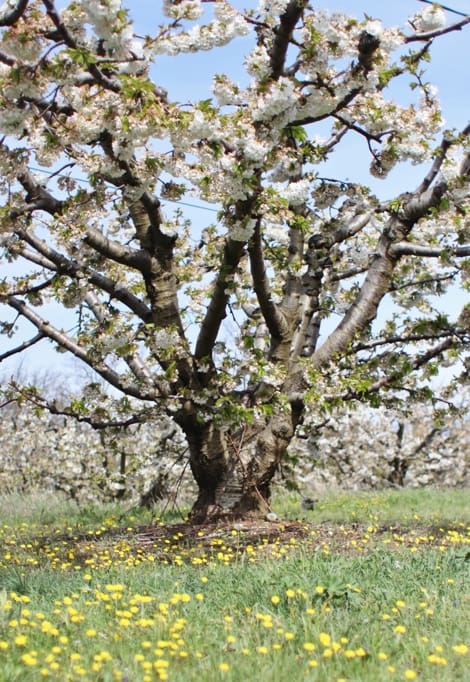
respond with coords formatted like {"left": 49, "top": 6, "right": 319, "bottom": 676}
{"left": 0, "top": 489, "right": 469, "bottom": 681}
{"left": 273, "top": 487, "right": 470, "bottom": 526}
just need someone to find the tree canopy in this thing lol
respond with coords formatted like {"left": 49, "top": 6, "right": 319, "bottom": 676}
{"left": 0, "top": 0, "right": 469, "bottom": 519}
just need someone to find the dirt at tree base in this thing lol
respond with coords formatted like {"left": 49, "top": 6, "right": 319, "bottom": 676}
{"left": 58, "top": 518, "right": 470, "bottom": 568}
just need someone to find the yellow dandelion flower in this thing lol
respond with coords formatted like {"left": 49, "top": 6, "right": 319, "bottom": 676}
{"left": 285, "top": 589, "right": 296, "bottom": 598}
{"left": 257, "top": 646, "right": 269, "bottom": 655}
{"left": 315, "top": 586, "right": 325, "bottom": 595}
{"left": 452, "top": 644, "right": 468, "bottom": 655}
{"left": 21, "top": 653, "right": 38, "bottom": 666}
{"left": 319, "top": 632, "right": 331, "bottom": 647}
{"left": 219, "top": 663, "right": 230, "bottom": 672}
{"left": 308, "top": 659, "right": 318, "bottom": 667}
{"left": 271, "top": 595, "right": 280, "bottom": 605}
{"left": 303, "top": 642, "right": 316, "bottom": 652}
{"left": 394, "top": 625, "right": 406, "bottom": 634}
{"left": 14, "top": 634, "right": 27, "bottom": 646}
{"left": 404, "top": 670, "right": 417, "bottom": 680}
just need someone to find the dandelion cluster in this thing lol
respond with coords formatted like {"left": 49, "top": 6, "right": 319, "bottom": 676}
{"left": 0, "top": 494, "right": 469, "bottom": 680}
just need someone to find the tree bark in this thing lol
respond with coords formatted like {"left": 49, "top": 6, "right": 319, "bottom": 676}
{"left": 178, "top": 408, "right": 297, "bottom": 522}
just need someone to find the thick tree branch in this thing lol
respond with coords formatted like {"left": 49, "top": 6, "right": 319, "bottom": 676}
{"left": 308, "top": 172, "right": 452, "bottom": 370}
{"left": 15, "top": 247, "right": 56, "bottom": 270}
{"left": 0, "top": 0, "right": 28, "bottom": 25}
{"left": 83, "top": 227, "right": 152, "bottom": 271}
{"left": 14, "top": 170, "right": 63, "bottom": 216}
{"left": 248, "top": 218, "right": 289, "bottom": 341}
{"left": 391, "top": 243, "right": 470, "bottom": 258}
{"left": 311, "top": 227, "right": 399, "bottom": 369}
{"left": 195, "top": 237, "right": 245, "bottom": 361}
{"left": 42, "top": 0, "right": 121, "bottom": 92}
{"left": 331, "top": 210, "right": 372, "bottom": 245}
{"left": 269, "top": 0, "right": 306, "bottom": 79}
{"left": 14, "top": 228, "right": 152, "bottom": 321}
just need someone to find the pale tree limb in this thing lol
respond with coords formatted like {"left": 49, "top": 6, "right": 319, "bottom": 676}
{"left": 308, "top": 130, "right": 470, "bottom": 372}
{"left": 83, "top": 227, "right": 152, "bottom": 272}
{"left": 391, "top": 243, "right": 470, "bottom": 258}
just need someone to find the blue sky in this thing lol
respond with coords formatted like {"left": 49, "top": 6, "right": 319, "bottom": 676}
{"left": 1, "top": 0, "right": 469, "bottom": 383}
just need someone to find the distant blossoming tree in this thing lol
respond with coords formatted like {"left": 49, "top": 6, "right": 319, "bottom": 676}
{"left": 293, "top": 399, "right": 470, "bottom": 492}
{"left": 0, "top": 392, "right": 190, "bottom": 505}
{"left": 0, "top": 0, "right": 469, "bottom": 520}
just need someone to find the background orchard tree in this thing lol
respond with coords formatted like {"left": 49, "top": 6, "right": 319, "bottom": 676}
{"left": 0, "top": 380, "right": 190, "bottom": 505}
{"left": 291, "top": 397, "right": 470, "bottom": 493}
{"left": 1, "top": 0, "right": 469, "bottom": 521}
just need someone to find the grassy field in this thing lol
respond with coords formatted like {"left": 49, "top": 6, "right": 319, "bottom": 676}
{"left": 0, "top": 488, "right": 469, "bottom": 681}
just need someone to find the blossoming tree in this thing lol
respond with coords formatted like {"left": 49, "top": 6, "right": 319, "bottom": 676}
{"left": 1, "top": 0, "right": 469, "bottom": 520}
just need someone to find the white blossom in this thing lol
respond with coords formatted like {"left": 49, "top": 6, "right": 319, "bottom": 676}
{"left": 251, "top": 78, "right": 298, "bottom": 122}
{"left": 410, "top": 5, "right": 446, "bottom": 33}
{"left": 230, "top": 218, "right": 256, "bottom": 242}
{"left": 273, "top": 178, "right": 311, "bottom": 207}
{"left": 163, "top": 0, "right": 203, "bottom": 21}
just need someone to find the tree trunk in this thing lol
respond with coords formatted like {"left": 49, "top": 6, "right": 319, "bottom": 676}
{"left": 179, "top": 408, "right": 297, "bottom": 522}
